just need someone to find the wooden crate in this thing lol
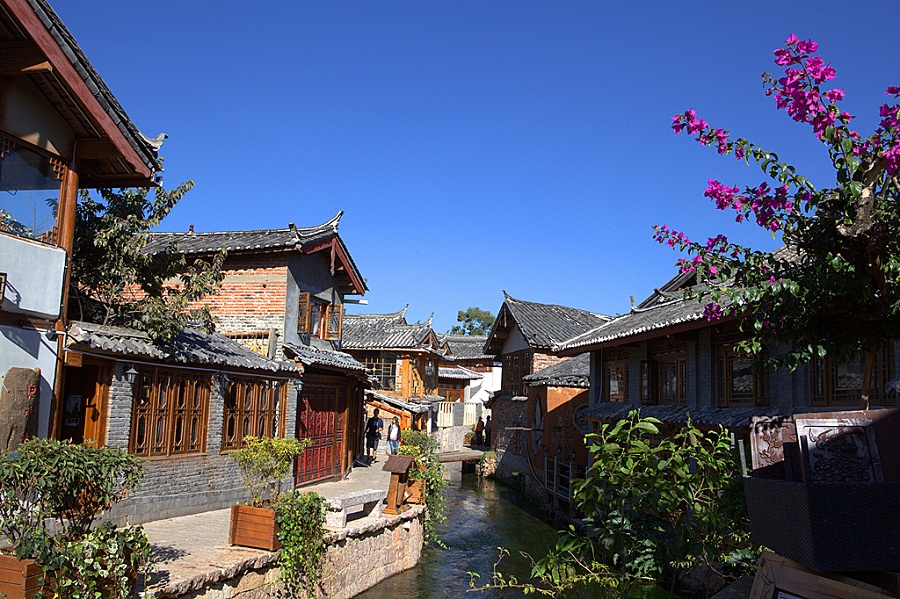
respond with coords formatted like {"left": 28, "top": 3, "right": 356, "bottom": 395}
{"left": 229, "top": 505, "right": 281, "bottom": 551}
{"left": 0, "top": 554, "right": 43, "bottom": 599}
{"left": 407, "top": 479, "right": 426, "bottom": 504}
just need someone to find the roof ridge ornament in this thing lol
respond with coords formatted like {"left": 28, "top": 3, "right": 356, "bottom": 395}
{"left": 325, "top": 210, "right": 343, "bottom": 232}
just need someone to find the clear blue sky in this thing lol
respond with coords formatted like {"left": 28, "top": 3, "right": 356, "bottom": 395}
{"left": 53, "top": 1, "right": 897, "bottom": 333}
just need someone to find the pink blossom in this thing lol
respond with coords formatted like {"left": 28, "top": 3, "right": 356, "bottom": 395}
{"left": 825, "top": 88, "right": 844, "bottom": 102}
{"left": 703, "top": 303, "right": 723, "bottom": 322}
{"left": 888, "top": 86, "right": 900, "bottom": 95}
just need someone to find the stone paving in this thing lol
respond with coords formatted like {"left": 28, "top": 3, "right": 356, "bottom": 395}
{"left": 138, "top": 450, "right": 395, "bottom": 597}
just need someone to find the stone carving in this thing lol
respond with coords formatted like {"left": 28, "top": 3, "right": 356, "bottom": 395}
{"left": 0, "top": 367, "right": 40, "bottom": 451}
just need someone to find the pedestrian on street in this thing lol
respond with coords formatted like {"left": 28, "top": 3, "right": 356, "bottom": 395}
{"left": 474, "top": 416, "right": 485, "bottom": 446}
{"left": 387, "top": 417, "right": 401, "bottom": 455}
{"left": 484, "top": 415, "right": 492, "bottom": 446}
{"left": 365, "top": 408, "right": 383, "bottom": 463}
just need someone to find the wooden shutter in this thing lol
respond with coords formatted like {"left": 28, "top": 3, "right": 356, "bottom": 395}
{"left": 324, "top": 304, "right": 343, "bottom": 340}
{"left": 298, "top": 292, "right": 311, "bottom": 333}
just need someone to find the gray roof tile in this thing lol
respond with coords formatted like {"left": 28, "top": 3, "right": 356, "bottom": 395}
{"left": 67, "top": 321, "right": 298, "bottom": 373}
{"left": 523, "top": 354, "right": 590, "bottom": 388}
{"left": 582, "top": 404, "right": 785, "bottom": 430}
{"left": 342, "top": 307, "right": 440, "bottom": 352}
{"left": 438, "top": 366, "right": 483, "bottom": 381}
{"left": 438, "top": 335, "right": 494, "bottom": 360}
{"left": 486, "top": 294, "right": 611, "bottom": 353}
{"left": 282, "top": 343, "right": 368, "bottom": 375}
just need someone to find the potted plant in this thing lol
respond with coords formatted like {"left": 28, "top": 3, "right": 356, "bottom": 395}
{"left": 229, "top": 436, "right": 310, "bottom": 551}
{"left": 0, "top": 438, "right": 151, "bottom": 598}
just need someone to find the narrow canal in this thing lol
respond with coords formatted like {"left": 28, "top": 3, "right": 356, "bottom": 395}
{"left": 357, "top": 466, "right": 559, "bottom": 598}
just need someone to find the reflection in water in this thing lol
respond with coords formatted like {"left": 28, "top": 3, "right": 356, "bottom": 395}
{"left": 356, "top": 470, "right": 557, "bottom": 599}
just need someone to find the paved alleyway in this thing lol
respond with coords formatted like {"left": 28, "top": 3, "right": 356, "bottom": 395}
{"left": 139, "top": 452, "right": 393, "bottom": 596}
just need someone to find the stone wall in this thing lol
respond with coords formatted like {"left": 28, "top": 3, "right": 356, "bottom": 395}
{"left": 153, "top": 506, "right": 425, "bottom": 599}
{"left": 434, "top": 424, "right": 470, "bottom": 453}
{"left": 491, "top": 395, "right": 528, "bottom": 483}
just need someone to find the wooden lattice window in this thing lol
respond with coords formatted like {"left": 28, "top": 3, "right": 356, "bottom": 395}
{"left": 810, "top": 345, "right": 895, "bottom": 407}
{"left": 298, "top": 292, "right": 342, "bottom": 340}
{"left": 324, "top": 304, "right": 343, "bottom": 340}
{"left": 502, "top": 349, "right": 532, "bottom": 396}
{"left": 716, "top": 332, "right": 769, "bottom": 407}
{"left": 604, "top": 348, "right": 629, "bottom": 403}
{"left": 651, "top": 341, "right": 687, "bottom": 406}
{"left": 130, "top": 368, "right": 210, "bottom": 457}
{"left": 222, "top": 378, "right": 284, "bottom": 450}
{"left": 362, "top": 352, "right": 397, "bottom": 391}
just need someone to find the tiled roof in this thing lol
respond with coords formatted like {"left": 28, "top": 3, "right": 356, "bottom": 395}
{"left": 523, "top": 354, "right": 589, "bottom": 388}
{"left": 438, "top": 335, "right": 494, "bottom": 360}
{"left": 365, "top": 390, "right": 431, "bottom": 414}
{"left": 438, "top": 366, "right": 483, "bottom": 381}
{"left": 67, "top": 321, "right": 298, "bottom": 373}
{"left": 27, "top": 0, "right": 162, "bottom": 179}
{"left": 556, "top": 288, "right": 733, "bottom": 354}
{"left": 582, "top": 403, "right": 785, "bottom": 431}
{"left": 282, "top": 343, "right": 368, "bottom": 375}
{"left": 485, "top": 293, "right": 611, "bottom": 353}
{"left": 342, "top": 307, "right": 439, "bottom": 352}
{"left": 143, "top": 212, "right": 343, "bottom": 255}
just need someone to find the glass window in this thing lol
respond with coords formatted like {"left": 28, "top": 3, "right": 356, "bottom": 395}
{"left": 0, "top": 134, "right": 65, "bottom": 242}
{"left": 130, "top": 368, "right": 210, "bottom": 456}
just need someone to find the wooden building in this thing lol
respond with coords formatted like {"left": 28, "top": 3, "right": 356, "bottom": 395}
{"left": 438, "top": 334, "right": 499, "bottom": 404}
{"left": 143, "top": 212, "right": 371, "bottom": 485}
{"left": 483, "top": 293, "right": 609, "bottom": 483}
{"left": 0, "top": 0, "right": 162, "bottom": 441}
{"left": 342, "top": 307, "right": 444, "bottom": 429}
{"left": 555, "top": 266, "right": 899, "bottom": 433}
{"left": 64, "top": 320, "right": 301, "bottom": 524}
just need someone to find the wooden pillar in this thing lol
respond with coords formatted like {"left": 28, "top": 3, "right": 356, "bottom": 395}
{"left": 49, "top": 166, "right": 79, "bottom": 440}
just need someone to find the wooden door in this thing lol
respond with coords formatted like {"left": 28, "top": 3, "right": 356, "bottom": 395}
{"left": 295, "top": 385, "right": 346, "bottom": 484}
{"left": 60, "top": 364, "right": 108, "bottom": 445}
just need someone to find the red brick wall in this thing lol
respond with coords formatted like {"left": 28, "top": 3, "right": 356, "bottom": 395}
{"left": 189, "top": 252, "right": 288, "bottom": 334}
{"left": 532, "top": 351, "right": 567, "bottom": 374}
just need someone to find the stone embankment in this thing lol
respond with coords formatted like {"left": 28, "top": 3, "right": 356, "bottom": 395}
{"left": 146, "top": 505, "right": 424, "bottom": 599}
{"left": 140, "top": 455, "right": 424, "bottom": 599}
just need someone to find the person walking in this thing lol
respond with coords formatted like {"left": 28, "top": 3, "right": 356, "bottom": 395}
{"left": 387, "top": 417, "right": 401, "bottom": 455}
{"left": 474, "top": 416, "right": 485, "bottom": 446}
{"left": 365, "top": 408, "right": 383, "bottom": 463}
{"left": 484, "top": 415, "right": 492, "bottom": 446}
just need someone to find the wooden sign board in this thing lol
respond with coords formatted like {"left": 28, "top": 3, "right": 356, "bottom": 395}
{"left": 64, "top": 351, "right": 82, "bottom": 367}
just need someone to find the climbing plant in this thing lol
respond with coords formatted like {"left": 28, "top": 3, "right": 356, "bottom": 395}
{"left": 274, "top": 490, "right": 329, "bottom": 595}
{"left": 398, "top": 429, "right": 447, "bottom": 546}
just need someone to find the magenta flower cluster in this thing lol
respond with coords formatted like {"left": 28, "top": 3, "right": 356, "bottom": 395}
{"left": 702, "top": 179, "right": 794, "bottom": 231}
{"left": 767, "top": 35, "right": 851, "bottom": 140}
{"left": 703, "top": 303, "right": 723, "bottom": 322}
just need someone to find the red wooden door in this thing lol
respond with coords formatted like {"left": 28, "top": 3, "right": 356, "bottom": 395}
{"left": 295, "top": 385, "right": 346, "bottom": 484}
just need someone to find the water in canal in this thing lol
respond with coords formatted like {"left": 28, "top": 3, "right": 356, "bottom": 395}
{"left": 356, "top": 466, "right": 567, "bottom": 599}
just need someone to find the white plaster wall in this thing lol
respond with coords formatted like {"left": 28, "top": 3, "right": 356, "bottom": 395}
{"left": 501, "top": 325, "right": 530, "bottom": 354}
{"left": 467, "top": 365, "right": 502, "bottom": 404}
{"left": 0, "top": 324, "right": 56, "bottom": 437}
{"left": 0, "top": 234, "right": 66, "bottom": 319}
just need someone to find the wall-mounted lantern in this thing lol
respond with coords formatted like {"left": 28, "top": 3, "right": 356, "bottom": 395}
{"left": 124, "top": 365, "right": 139, "bottom": 385}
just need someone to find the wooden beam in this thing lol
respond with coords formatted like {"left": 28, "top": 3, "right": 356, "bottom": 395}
{"left": 3, "top": 0, "right": 153, "bottom": 182}
{"left": 75, "top": 138, "right": 119, "bottom": 160}
{"left": 0, "top": 40, "right": 52, "bottom": 74}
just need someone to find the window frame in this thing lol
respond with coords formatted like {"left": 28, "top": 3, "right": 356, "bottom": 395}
{"left": 810, "top": 345, "right": 895, "bottom": 407}
{"left": 129, "top": 367, "right": 210, "bottom": 457}
{"left": 297, "top": 291, "right": 343, "bottom": 340}
{"left": 604, "top": 348, "right": 629, "bottom": 403}
{"left": 716, "top": 332, "right": 769, "bottom": 408}
{"left": 222, "top": 377, "right": 286, "bottom": 451}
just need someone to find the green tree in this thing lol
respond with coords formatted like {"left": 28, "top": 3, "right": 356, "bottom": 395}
{"left": 67, "top": 181, "right": 226, "bottom": 342}
{"left": 449, "top": 307, "right": 495, "bottom": 336}
{"left": 657, "top": 35, "right": 900, "bottom": 407}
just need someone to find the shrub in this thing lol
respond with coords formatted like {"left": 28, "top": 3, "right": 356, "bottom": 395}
{"left": 0, "top": 438, "right": 151, "bottom": 598}
{"left": 230, "top": 436, "right": 311, "bottom": 507}
{"left": 275, "top": 491, "right": 328, "bottom": 595}
{"left": 398, "top": 429, "right": 446, "bottom": 546}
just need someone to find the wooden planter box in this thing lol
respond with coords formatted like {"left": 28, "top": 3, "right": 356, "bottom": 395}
{"left": 744, "top": 476, "right": 900, "bottom": 572}
{"left": 229, "top": 505, "right": 281, "bottom": 551}
{"left": 0, "top": 554, "right": 43, "bottom": 599}
{"left": 407, "top": 479, "right": 426, "bottom": 504}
